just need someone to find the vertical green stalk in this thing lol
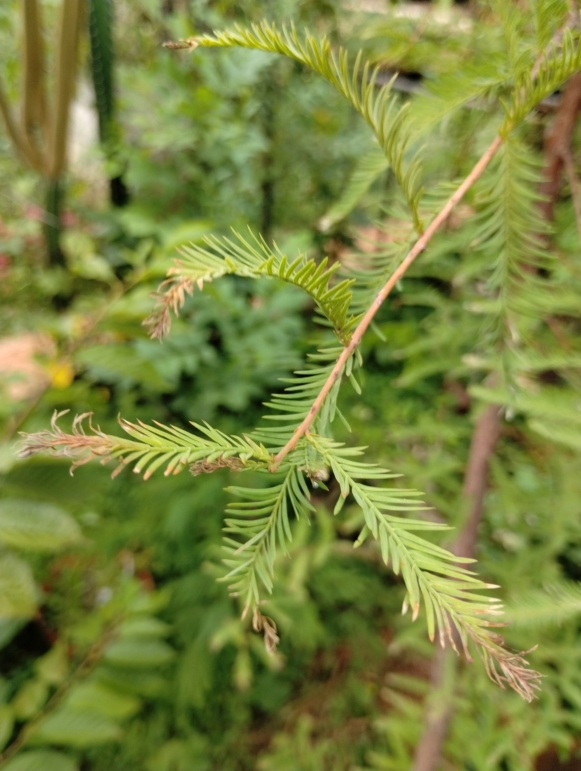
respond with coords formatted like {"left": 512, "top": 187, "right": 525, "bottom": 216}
{"left": 46, "top": 0, "right": 83, "bottom": 267}
{"left": 260, "top": 73, "right": 276, "bottom": 240}
{"left": 89, "top": 0, "right": 129, "bottom": 206}
{"left": 22, "top": 0, "right": 48, "bottom": 169}
{"left": 44, "top": 177, "right": 65, "bottom": 268}
{"left": 48, "top": 0, "right": 83, "bottom": 179}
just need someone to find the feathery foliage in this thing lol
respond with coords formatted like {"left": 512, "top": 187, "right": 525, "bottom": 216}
{"left": 20, "top": 410, "right": 271, "bottom": 480}
{"left": 222, "top": 466, "right": 314, "bottom": 619}
{"left": 21, "top": 4, "right": 581, "bottom": 704}
{"left": 188, "top": 21, "right": 424, "bottom": 233}
{"left": 471, "top": 133, "right": 548, "bottom": 386}
{"left": 145, "top": 229, "right": 356, "bottom": 344}
{"left": 501, "top": 27, "right": 581, "bottom": 133}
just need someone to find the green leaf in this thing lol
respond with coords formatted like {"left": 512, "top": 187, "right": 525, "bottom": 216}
{"left": 0, "top": 703, "right": 14, "bottom": 753}
{"left": 95, "top": 666, "right": 168, "bottom": 698}
{"left": 103, "top": 638, "right": 175, "bottom": 668}
{"left": 30, "top": 710, "right": 122, "bottom": 747}
{"left": 176, "top": 638, "right": 213, "bottom": 710}
{"left": 0, "top": 619, "right": 25, "bottom": 651}
{"left": 35, "top": 643, "right": 69, "bottom": 685}
{"left": 65, "top": 681, "right": 141, "bottom": 720}
{"left": 146, "top": 737, "right": 210, "bottom": 771}
{"left": 12, "top": 679, "right": 49, "bottom": 720}
{"left": 75, "top": 344, "right": 174, "bottom": 392}
{"left": 501, "top": 28, "right": 581, "bottom": 132}
{"left": 0, "top": 500, "right": 82, "bottom": 553}
{"left": 0, "top": 553, "right": 38, "bottom": 620}
{"left": 1, "top": 751, "right": 79, "bottom": 771}
{"left": 118, "top": 616, "right": 172, "bottom": 638}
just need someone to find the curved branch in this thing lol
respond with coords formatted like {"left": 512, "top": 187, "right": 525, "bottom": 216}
{"left": 272, "top": 135, "right": 503, "bottom": 468}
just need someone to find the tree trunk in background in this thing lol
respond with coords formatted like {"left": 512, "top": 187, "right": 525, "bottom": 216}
{"left": 43, "top": 177, "right": 65, "bottom": 267}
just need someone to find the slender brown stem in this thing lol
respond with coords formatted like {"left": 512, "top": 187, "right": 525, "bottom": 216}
{"left": 452, "top": 404, "right": 502, "bottom": 560}
{"left": 563, "top": 150, "right": 581, "bottom": 242}
{"left": 411, "top": 404, "right": 502, "bottom": 771}
{"left": 272, "top": 135, "right": 503, "bottom": 468}
{"left": 539, "top": 70, "right": 581, "bottom": 223}
{"left": 411, "top": 645, "right": 456, "bottom": 771}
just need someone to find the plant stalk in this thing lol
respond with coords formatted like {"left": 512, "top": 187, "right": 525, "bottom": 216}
{"left": 412, "top": 403, "right": 502, "bottom": 771}
{"left": 272, "top": 134, "right": 503, "bottom": 467}
{"left": 43, "top": 177, "right": 66, "bottom": 267}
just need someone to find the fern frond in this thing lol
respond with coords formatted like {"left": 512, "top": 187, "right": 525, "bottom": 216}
{"left": 320, "top": 144, "right": 389, "bottom": 228}
{"left": 256, "top": 346, "right": 360, "bottom": 451}
{"left": 409, "top": 61, "right": 509, "bottom": 138}
{"left": 471, "top": 132, "right": 548, "bottom": 385}
{"left": 532, "top": 0, "right": 570, "bottom": 51}
{"left": 309, "top": 434, "right": 541, "bottom": 700}
{"left": 470, "top": 382, "right": 581, "bottom": 451}
{"left": 507, "top": 581, "right": 581, "bottom": 629}
{"left": 19, "top": 410, "right": 271, "bottom": 480}
{"left": 502, "top": 27, "right": 581, "bottom": 132}
{"left": 222, "top": 465, "right": 314, "bottom": 616}
{"left": 191, "top": 22, "right": 424, "bottom": 232}
{"left": 145, "top": 229, "right": 356, "bottom": 344}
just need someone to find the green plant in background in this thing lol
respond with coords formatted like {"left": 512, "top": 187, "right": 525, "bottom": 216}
{"left": 0, "top": 0, "right": 83, "bottom": 265}
{"left": 0, "top": 0, "right": 125, "bottom": 267}
{"left": 4, "top": 0, "right": 581, "bottom": 769}
{"left": 88, "top": 0, "right": 129, "bottom": 208}
{"left": 22, "top": 3, "right": 581, "bottom": 702}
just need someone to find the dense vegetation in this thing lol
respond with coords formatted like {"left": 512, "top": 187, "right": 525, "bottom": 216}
{"left": 2, "top": 1, "right": 581, "bottom": 769}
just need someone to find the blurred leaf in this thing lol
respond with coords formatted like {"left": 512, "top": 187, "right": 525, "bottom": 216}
{"left": 118, "top": 617, "right": 171, "bottom": 638}
{"left": 62, "top": 231, "right": 116, "bottom": 283}
{"left": 1, "top": 751, "right": 78, "bottom": 771}
{"left": 95, "top": 665, "right": 168, "bottom": 698}
{"left": 75, "top": 344, "right": 174, "bottom": 392}
{"left": 30, "top": 710, "right": 122, "bottom": 747}
{"left": 12, "top": 679, "right": 49, "bottom": 721}
{"left": 65, "top": 681, "right": 141, "bottom": 720}
{"left": 0, "top": 703, "right": 14, "bottom": 753}
{"left": 161, "top": 220, "right": 213, "bottom": 255}
{"left": 176, "top": 638, "right": 213, "bottom": 710}
{"left": 146, "top": 736, "right": 211, "bottom": 771}
{"left": 103, "top": 638, "right": 175, "bottom": 668}
{"left": 0, "top": 619, "right": 25, "bottom": 651}
{"left": 35, "top": 643, "right": 69, "bottom": 686}
{"left": 0, "top": 553, "right": 38, "bottom": 619}
{"left": 0, "top": 500, "right": 83, "bottom": 553}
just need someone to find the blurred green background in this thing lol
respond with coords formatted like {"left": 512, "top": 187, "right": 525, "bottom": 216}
{"left": 2, "top": 1, "right": 581, "bottom": 769}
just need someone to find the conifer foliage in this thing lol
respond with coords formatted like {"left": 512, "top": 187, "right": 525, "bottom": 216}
{"left": 21, "top": 2, "right": 581, "bottom": 702}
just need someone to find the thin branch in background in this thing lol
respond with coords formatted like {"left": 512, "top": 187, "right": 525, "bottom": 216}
{"left": 539, "top": 70, "right": 581, "bottom": 223}
{"left": 412, "top": 404, "right": 502, "bottom": 771}
{"left": 22, "top": 0, "right": 48, "bottom": 162}
{"left": 563, "top": 150, "right": 581, "bottom": 242}
{"left": 272, "top": 135, "right": 503, "bottom": 468}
